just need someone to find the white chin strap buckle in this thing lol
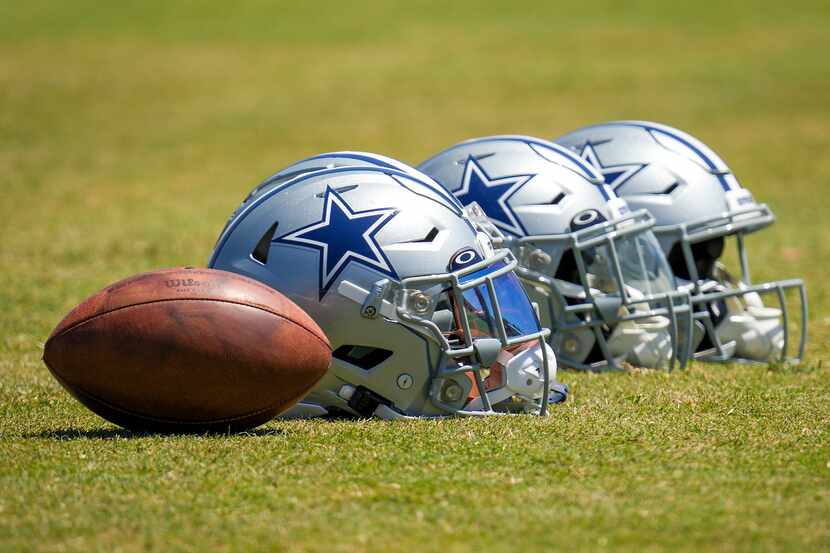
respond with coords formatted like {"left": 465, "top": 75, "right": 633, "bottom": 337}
{"left": 716, "top": 305, "right": 784, "bottom": 361}
{"left": 607, "top": 314, "right": 673, "bottom": 369}
{"left": 604, "top": 286, "right": 675, "bottom": 369}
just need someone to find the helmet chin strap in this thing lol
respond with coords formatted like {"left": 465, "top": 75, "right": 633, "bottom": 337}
{"left": 464, "top": 342, "right": 558, "bottom": 412}
{"left": 689, "top": 274, "right": 786, "bottom": 362}
{"left": 606, "top": 285, "right": 674, "bottom": 369}
{"left": 715, "top": 287, "right": 784, "bottom": 361}
{"left": 607, "top": 322, "right": 672, "bottom": 368}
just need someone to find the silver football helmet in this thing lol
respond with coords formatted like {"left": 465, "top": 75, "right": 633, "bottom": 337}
{"left": 210, "top": 163, "right": 562, "bottom": 418}
{"left": 555, "top": 121, "right": 807, "bottom": 363}
{"left": 418, "top": 136, "right": 693, "bottom": 371}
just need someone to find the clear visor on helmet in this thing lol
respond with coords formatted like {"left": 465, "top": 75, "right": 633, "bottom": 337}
{"left": 583, "top": 230, "right": 675, "bottom": 299}
{"left": 455, "top": 261, "right": 542, "bottom": 340}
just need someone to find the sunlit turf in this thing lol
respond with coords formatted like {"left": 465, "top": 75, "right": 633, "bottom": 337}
{"left": 1, "top": 1, "right": 829, "bottom": 552}
{"left": 2, "top": 362, "right": 828, "bottom": 553}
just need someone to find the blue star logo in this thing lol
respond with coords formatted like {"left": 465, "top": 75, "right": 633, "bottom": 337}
{"left": 452, "top": 157, "right": 533, "bottom": 236}
{"left": 578, "top": 142, "right": 647, "bottom": 192}
{"left": 273, "top": 187, "right": 399, "bottom": 299}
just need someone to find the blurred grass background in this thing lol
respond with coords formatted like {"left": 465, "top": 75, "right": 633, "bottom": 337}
{"left": 1, "top": 2, "right": 828, "bottom": 552}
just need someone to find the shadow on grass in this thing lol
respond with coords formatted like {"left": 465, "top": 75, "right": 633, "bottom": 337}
{"left": 28, "top": 427, "right": 286, "bottom": 440}
{"left": 18, "top": 413, "right": 368, "bottom": 441}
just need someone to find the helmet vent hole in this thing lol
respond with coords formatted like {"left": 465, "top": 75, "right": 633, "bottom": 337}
{"left": 456, "top": 152, "right": 495, "bottom": 165}
{"left": 333, "top": 345, "right": 394, "bottom": 370}
{"left": 260, "top": 167, "right": 321, "bottom": 193}
{"left": 550, "top": 192, "right": 566, "bottom": 205}
{"left": 316, "top": 184, "right": 358, "bottom": 198}
{"left": 554, "top": 249, "right": 580, "bottom": 284}
{"left": 659, "top": 182, "right": 680, "bottom": 195}
{"left": 251, "top": 222, "right": 279, "bottom": 264}
{"left": 404, "top": 227, "right": 439, "bottom": 244}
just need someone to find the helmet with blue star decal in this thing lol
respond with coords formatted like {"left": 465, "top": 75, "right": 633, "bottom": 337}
{"left": 555, "top": 121, "right": 807, "bottom": 363}
{"left": 419, "top": 135, "right": 696, "bottom": 372}
{"left": 210, "top": 160, "right": 565, "bottom": 418}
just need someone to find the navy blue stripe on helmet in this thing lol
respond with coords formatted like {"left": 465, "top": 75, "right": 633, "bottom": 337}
{"left": 301, "top": 153, "right": 463, "bottom": 210}
{"left": 210, "top": 166, "right": 464, "bottom": 264}
{"left": 450, "top": 135, "right": 602, "bottom": 182}
{"left": 303, "top": 152, "right": 401, "bottom": 171}
{"left": 597, "top": 122, "right": 733, "bottom": 192}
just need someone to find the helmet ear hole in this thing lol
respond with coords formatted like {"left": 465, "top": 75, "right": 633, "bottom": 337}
{"left": 701, "top": 236, "right": 725, "bottom": 259}
{"left": 693, "top": 237, "right": 724, "bottom": 280}
{"left": 554, "top": 249, "right": 579, "bottom": 284}
{"left": 667, "top": 242, "right": 691, "bottom": 280}
{"left": 667, "top": 237, "right": 725, "bottom": 281}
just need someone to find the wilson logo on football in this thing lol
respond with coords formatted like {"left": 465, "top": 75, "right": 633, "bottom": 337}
{"left": 165, "top": 278, "right": 210, "bottom": 288}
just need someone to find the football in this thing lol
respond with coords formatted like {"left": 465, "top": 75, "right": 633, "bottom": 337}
{"left": 43, "top": 267, "right": 331, "bottom": 432}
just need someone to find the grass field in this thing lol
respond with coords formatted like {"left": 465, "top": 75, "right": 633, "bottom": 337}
{"left": 1, "top": 2, "right": 829, "bottom": 552}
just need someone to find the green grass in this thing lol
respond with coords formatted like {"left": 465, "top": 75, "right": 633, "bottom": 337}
{"left": 1, "top": 1, "right": 829, "bottom": 551}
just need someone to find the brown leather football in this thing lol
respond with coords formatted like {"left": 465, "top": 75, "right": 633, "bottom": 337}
{"left": 43, "top": 267, "right": 331, "bottom": 432}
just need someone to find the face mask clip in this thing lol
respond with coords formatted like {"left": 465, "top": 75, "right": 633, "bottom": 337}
{"left": 361, "top": 279, "right": 391, "bottom": 319}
